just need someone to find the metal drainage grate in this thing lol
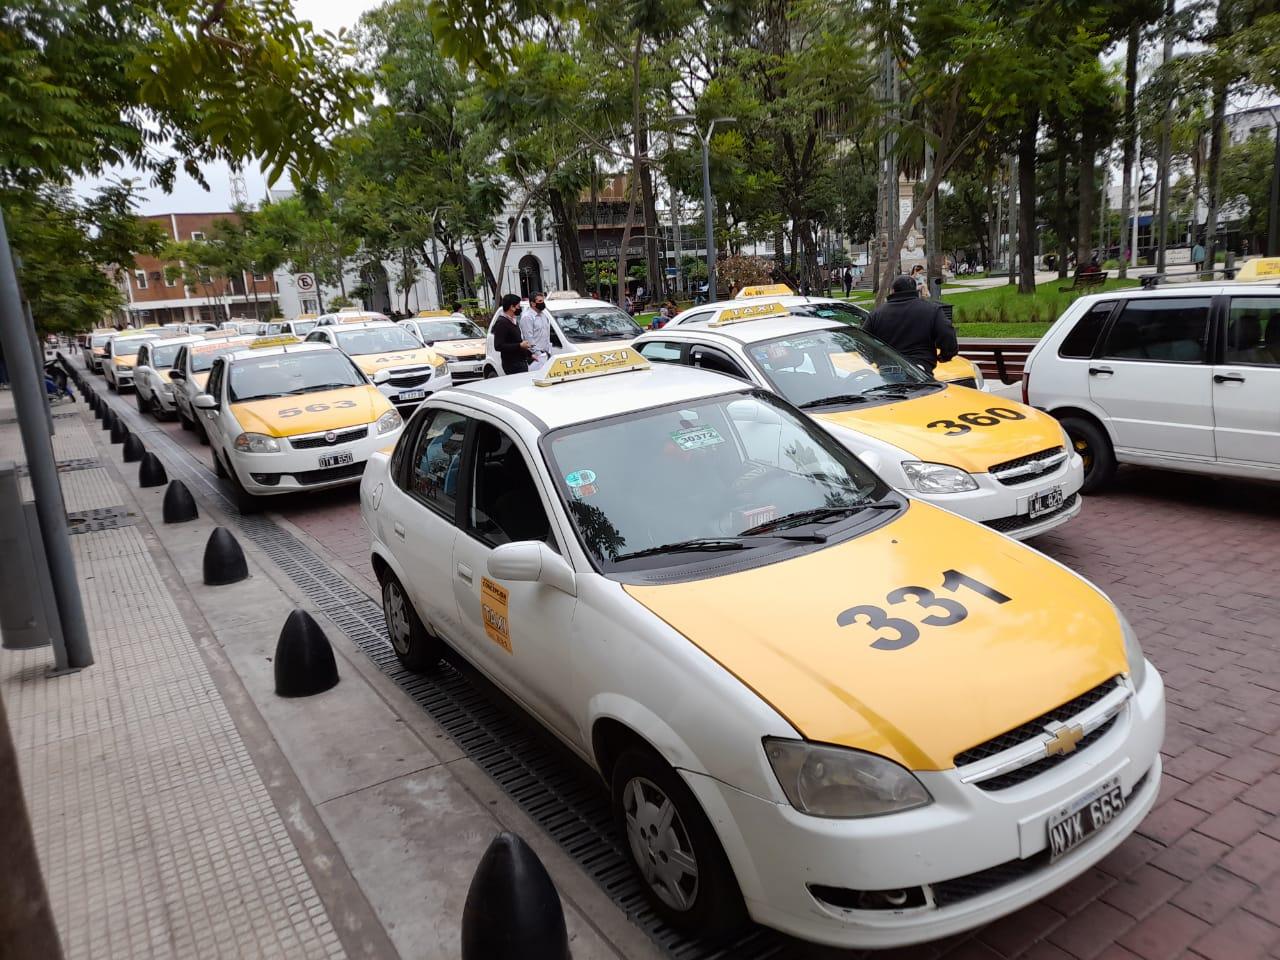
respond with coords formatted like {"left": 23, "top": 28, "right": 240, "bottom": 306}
{"left": 96, "top": 384, "right": 810, "bottom": 960}
{"left": 66, "top": 505, "right": 136, "bottom": 534}
{"left": 17, "top": 457, "right": 102, "bottom": 477}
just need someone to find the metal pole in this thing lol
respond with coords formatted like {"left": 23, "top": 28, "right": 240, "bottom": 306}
{"left": 0, "top": 207, "right": 92, "bottom": 670}
{"left": 430, "top": 235, "right": 443, "bottom": 307}
{"left": 1008, "top": 154, "right": 1018, "bottom": 285}
{"left": 1155, "top": 0, "right": 1174, "bottom": 273}
{"left": 702, "top": 131, "right": 718, "bottom": 302}
{"left": 1132, "top": 126, "right": 1142, "bottom": 268}
{"left": 1268, "top": 109, "right": 1280, "bottom": 256}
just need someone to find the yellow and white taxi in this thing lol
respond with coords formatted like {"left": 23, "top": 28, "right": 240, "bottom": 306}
{"left": 192, "top": 336, "right": 403, "bottom": 504}
{"left": 102, "top": 329, "right": 166, "bottom": 392}
{"left": 360, "top": 347, "right": 1163, "bottom": 948}
{"left": 80, "top": 328, "right": 117, "bottom": 372}
{"left": 668, "top": 284, "right": 986, "bottom": 389}
{"left": 634, "top": 303, "right": 1084, "bottom": 539}
{"left": 133, "top": 334, "right": 202, "bottom": 418}
{"left": 280, "top": 313, "right": 320, "bottom": 338}
{"left": 305, "top": 319, "right": 450, "bottom": 410}
{"left": 169, "top": 334, "right": 256, "bottom": 436}
{"left": 399, "top": 311, "right": 489, "bottom": 382}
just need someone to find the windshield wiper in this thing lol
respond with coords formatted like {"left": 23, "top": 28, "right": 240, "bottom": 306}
{"left": 799, "top": 394, "right": 871, "bottom": 409}
{"left": 613, "top": 532, "right": 824, "bottom": 561}
{"left": 233, "top": 393, "right": 287, "bottom": 402}
{"left": 860, "top": 382, "right": 935, "bottom": 396}
{"left": 284, "top": 382, "right": 354, "bottom": 394}
{"left": 741, "top": 502, "right": 899, "bottom": 535}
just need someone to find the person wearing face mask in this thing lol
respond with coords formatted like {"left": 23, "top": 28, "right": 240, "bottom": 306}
{"left": 493, "top": 293, "right": 533, "bottom": 375}
{"left": 519, "top": 291, "right": 553, "bottom": 370}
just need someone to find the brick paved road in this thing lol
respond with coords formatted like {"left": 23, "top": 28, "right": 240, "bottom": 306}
{"left": 144, "top": 406, "right": 1280, "bottom": 960}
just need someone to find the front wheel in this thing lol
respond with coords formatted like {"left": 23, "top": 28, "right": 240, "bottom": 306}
{"left": 482, "top": 366, "right": 498, "bottom": 379}
{"left": 381, "top": 572, "right": 440, "bottom": 672}
{"left": 1061, "top": 415, "right": 1116, "bottom": 494}
{"left": 611, "top": 748, "right": 746, "bottom": 939}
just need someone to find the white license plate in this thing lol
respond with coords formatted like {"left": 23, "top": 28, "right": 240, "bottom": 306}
{"left": 1047, "top": 776, "right": 1125, "bottom": 862}
{"left": 397, "top": 390, "right": 425, "bottom": 402}
{"left": 1029, "top": 484, "right": 1064, "bottom": 519}
{"left": 318, "top": 451, "right": 354, "bottom": 469}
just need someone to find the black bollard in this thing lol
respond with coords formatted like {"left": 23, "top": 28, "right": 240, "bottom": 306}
{"left": 122, "top": 433, "right": 145, "bottom": 463}
{"left": 93, "top": 397, "right": 104, "bottom": 419}
{"left": 162, "top": 480, "right": 198, "bottom": 523}
{"left": 109, "top": 418, "right": 128, "bottom": 444}
{"left": 460, "top": 832, "right": 569, "bottom": 960}
{"left": 101, "top": 410, "right": 114, "bottom": 431}
{"left": 273, "top": 610, "right": 339, "bottom": 697}
{"left": 202, "top": 526, "right": 248, "bottom": 585}
{"left": 138, "top": 452, "right": 167, "bottom": 488}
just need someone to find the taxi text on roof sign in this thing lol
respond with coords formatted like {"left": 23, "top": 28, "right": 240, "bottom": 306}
{"left": 249, "top": 334, "right": 302, "bottom": 349}
{"left": 735, "top": 283, "right": 795, "bottom": 299}
{"left": 1233, "top": 257, "right": 1280, "bottom": 281}
{"left": 710, "top": 301, "right": 792, "bottom": 326}
{"left": 534, "top": 346, "right": 650, "bottom": 386}
{"left": 416, "top": 309, "right": 453, "bottom": 318}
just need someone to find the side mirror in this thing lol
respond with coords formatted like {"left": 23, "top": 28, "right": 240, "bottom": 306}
{"left": 487, "top": 542, "right": 576, "bottom": 597}
{"left": 192, "top": 394, "right": 218, "bottom": 410}
{"left": 373, "top": 369, "right": 392, "bottom": 384}
{"left": 170, "top": 368, "right": 186, "bottom": 381}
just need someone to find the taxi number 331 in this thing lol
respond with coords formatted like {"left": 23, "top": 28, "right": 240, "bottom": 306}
{"left": 279, "top": 400, "right": 358, "bottom": 417}
{"left": 836, "top": 570, "right": 1011, "bottom": 650}
{"left": 927, "top": 406, "right": 1026, "bottom": 436}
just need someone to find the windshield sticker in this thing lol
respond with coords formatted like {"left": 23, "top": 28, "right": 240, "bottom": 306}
{"left": 480, "top": 577, "right": 512, "bottom": 654}
{"left": 740, "top": 505, "right": 777, "bottom": 528}
{"left": 565, "top": 469, "right": 598, "bottom": 499}
{"left": 670, "top": 426, "right": 724, "bottom": 450}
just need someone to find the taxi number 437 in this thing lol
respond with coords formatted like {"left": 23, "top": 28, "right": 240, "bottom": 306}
{"left": 928, "top": 406, "right": 1026, "bottom": 436}
{"left": 279, "top": 400, "right": 359, "bottom": 417}
{"left": 836, "top": 570, "right": 1011, "bottom": 650}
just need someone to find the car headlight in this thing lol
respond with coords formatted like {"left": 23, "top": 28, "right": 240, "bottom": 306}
{"left": 973, "top": 366, "right": 985, "bottom": 390}
{"left": 373, "top": 369, "right": 392, "bottom": 384}
{"left": 901, "top": 461, "right": 979, "bottom": 493}
{"left": 233, "top": 432, "right": 280, "bottom": 453}
{"left": 1118, "top": 609, "right": 1147, "bottom": 689}
{"left": 375, "top": 410, "right": 403, "bottom": 435}
{"left": 764, "top": 739, "right": 932, "bottom": 818}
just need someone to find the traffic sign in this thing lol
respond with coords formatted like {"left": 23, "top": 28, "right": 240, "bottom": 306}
{"left": 294, "top": 273, "right": 316, "bottom": 293}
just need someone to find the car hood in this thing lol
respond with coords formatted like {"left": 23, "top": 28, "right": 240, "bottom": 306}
{"left": 350, "top": 348, "right": 444, "bottom": 374}
{"left": 624, "top": 501, "right": 1126, "bottom": 770}
{"left": 935, "top": 356, "right": 980, "bottom": 383}
{"left": 112, "top": 357, "right": 136, "bottom": 369}
{"left": 816, "top": 385, "right": 1064, "bottom": 474}
{"left": 431, "top": 338, "right": 487, "bottom": 358}
{"left": 230, "top": 386, "right": 388, "bottom": 437}
{"left": 191, "top": 372, "right": 210, "bottom": 390}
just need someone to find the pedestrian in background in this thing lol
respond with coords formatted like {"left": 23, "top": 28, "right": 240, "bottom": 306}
{"left": 492, "top": 294, "right": 533, "bottom": 375}
{"left": 1192, "top": 238, "right": 1206, "bottom": 276}
{"left": 842, "top": 267, "right": 852, "bottom": 296}
{"left": 864, "top": 275, "right": 958, "bottom": 376}
{"left": 910, "top": 263, "right": 930, "bottom": 298}
{"left": 519, "top": 291, "right": 552, "bottom": 369}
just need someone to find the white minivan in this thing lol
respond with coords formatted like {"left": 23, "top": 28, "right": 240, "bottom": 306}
{"left": 1023, "top": 273, "right": 1280, "bottom": 491}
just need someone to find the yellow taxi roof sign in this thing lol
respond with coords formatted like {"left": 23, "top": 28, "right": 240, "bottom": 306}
{"left": 534, "top": 346, "right": 650, "bottom": 387}
{"left": 294, "top": 313, "right": 317, "bottom": 320}
{"left": 1233, "top": 257, "right": 1280, "bottom": 282}
{"left": 249, "top": 334, "right": 302, "bottom": 349}
{"left": 710, "top": 301, "right": 792, "bottom": 326}
{"left": 416, "top": 309, "right": 453, "bottom": 318}
{"left": 736, "top": 283, "right": 794, "bottom": 299}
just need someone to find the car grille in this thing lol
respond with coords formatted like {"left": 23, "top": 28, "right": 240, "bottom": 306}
{"left": 984, "top": 493, "right": 1077, "bottom": 534}
{"left": 387, "top": 368, "right": 432, "bottom": 388}
{"left": 931, "top": 769, "right": 1150, "bottom": 908}
{"left": 974, "top": 716, "right": 1121, "bottom": 791}
{"left": 949, "top": 376, "right": 978, "bottom": 389}
{"left": 989, "top": 446, "right": 1067, "bottom": 485}
{"left": 288, "top": 461, "right": 367, "bottom": 485}
{"left": 955, "top": 677, "right": 1121, "bottom": 767}
{"left": 289, "top": 426, "right": 369, "bottom": 450}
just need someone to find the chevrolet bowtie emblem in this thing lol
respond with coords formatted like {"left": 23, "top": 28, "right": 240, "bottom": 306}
{"left": 1045, "top": 722, "right": 1085, "bottom": 757}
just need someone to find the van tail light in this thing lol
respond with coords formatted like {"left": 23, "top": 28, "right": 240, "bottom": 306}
{"left": 1021, "top": 370, "right": 1030, "bottom": 406}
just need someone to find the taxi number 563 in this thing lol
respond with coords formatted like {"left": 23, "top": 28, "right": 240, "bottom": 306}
{"left": 836, "top": 570, "right": 1011, "bottom": 650}
{"left": 279, "top": 400, "right": 359, "bottom": 417}
{"left": 927, "top": 406, "right": 1026, "bottom": 436}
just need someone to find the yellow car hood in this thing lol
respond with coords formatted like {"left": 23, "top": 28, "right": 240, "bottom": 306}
{"left": 818, "top": 385, "right": 1064, "bottom": 474}
{"left": 112, "top": 357, "right": 136, "bottom": 369}
{"left": 192, "top": 372, "right": 210, "bottom": 390}
{"left": 625, "top": 501, "right": 1125, "bottom": 771}
{"left": 230, "top": 386, "right": 388, "bottom": 437}
{"left": 431, "top": 338, "right": 487, "bottom": 358}
{"left": 936, "top": 356, "right": 979, "bottom": 383}
{"left": 351, "top": 348, "right": 443, "bottom": 375}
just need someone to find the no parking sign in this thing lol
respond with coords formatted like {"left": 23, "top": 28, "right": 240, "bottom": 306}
{"left": 294, "top": 273, "right": 316, "bottom": 293}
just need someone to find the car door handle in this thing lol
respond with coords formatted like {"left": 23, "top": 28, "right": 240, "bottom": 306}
{"left": 393, "top": 522, "right": 405, "bottom": 539}
{"left": 457, "top": 563, "right": 473, "bottom": 583}
{"left": 1213, "top": 374, "right": 1245, "bottom": 384}
{"left": 1088, "top": 366, "right": 1113, "bottom": 376}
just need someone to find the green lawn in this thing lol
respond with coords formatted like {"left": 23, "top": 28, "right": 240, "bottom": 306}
{"left": 942, "top": 276, "right": 1139, "bottom": 333}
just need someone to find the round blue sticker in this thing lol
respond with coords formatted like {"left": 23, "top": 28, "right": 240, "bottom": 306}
{"left": 565, "top": 469, "right": 597, "bottom": 487}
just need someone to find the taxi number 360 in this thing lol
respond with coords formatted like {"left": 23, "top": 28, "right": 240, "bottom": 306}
{"left": 279, "top": 400, "right": 358, "bottom": 417}
{"left": 928, "top": 406, "right": 1026, "bottom": 436}
{"left": 837, "top": 570, "right": 1011, "bottom": 650}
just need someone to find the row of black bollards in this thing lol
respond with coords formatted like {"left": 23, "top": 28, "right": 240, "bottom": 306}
{"left": 87, "top": 374, "right": 569, "bottom": 953}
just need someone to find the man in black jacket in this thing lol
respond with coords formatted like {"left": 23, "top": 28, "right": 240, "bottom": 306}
{"left": 864, "top": 275, "right": 959, "bottom": 374}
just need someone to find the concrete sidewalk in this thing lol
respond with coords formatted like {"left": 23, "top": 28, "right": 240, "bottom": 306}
{"left": 0, "top": 386, "right": 657, "bottom": 959}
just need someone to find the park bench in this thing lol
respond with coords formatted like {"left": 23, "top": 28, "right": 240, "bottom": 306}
{"left": 1059, "top": 269, "right": 1108, "bottom": 293}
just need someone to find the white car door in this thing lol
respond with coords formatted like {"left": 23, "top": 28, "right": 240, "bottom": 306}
{"left": 134, "top": 343, "right": 154, "bottom": 402}
{"left": 200, "top": 358, "right": 231, "bottom": 452}
{"left": 1213, "top": 295, "right": 1280, "bottom": 468}
{"left": 449, "top": 417, "right": 579, "bottom": 742}
{"left": 1088, "top": 297, "right": 1215, "bottom": 459}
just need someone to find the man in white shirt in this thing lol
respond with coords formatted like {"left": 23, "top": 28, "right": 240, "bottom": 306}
{"left": 518, "top": 292, "right": 552, "bottom": 369}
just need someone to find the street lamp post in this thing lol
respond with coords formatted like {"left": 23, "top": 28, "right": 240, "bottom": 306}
{"left": 1268, "top": 106, "right": 1280, "bottom": 257}
{"left": 674, "top": 115, "right": 735, "bottom": 301}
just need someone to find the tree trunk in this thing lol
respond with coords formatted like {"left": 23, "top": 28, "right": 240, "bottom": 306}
{"left": 637, "top": 120, "right": 663, "bottom": 297}
{"left": 1076, "top": 124, "right": 1097, "bottom": 266}
{"left": 1018, "top": 109, "right": 1039, "bottom": 293}
{"left": 617, "top": 32, "right": 644, "bottom": 309}
{"left": 1202, "top": 78, "right": 1228, "bottom": 273}
{"left": 471, "top": 238, "right": 499, "bottom": 301}
{"left": 1118, "top": 21, "right": 1139, "bottom": 279}
{"left": 549, "top": 188, "right": 587, "bottom": 292}
{"left": 1056, "top": 136, "right": 1070, "bottom": 278}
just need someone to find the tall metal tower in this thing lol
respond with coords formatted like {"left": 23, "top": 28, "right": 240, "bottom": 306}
{"left": 229, "top": 167, "right": 249, "bottom": 208}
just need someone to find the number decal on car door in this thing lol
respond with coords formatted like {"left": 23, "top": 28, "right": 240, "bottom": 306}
{"left": 837, "top": 570, "right": 1011, "bottom": 650}
{"left": 927, "top": 407, "right": 1027, "bottom": 436}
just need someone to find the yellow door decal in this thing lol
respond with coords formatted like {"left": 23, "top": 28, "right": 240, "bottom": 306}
{"left": 481, "top": 577, "right": 512, "bottom": 654}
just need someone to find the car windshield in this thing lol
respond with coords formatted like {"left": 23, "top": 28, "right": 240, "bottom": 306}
{"left": 335, "top": 326, "right": 421, "bottom": 355}
{"left": 545, "top": 390, "right": 892, "bottom": 576}
{"left": 151, "top": 343, "right": 183, "bottom": 367}
{"left": 414, "top": 319, "right": 483, "bottom": 342}
{"left": 745, "top": 327, "right": 934, "bottom": 409}
{"left": 112, "top": 338, "right": 151, "bottom": 356}
{"left": 228, "top": 351, "right": 365, "bottom": 402}
{"left": 554, "top": 306, "right": 643, "bottom": 343}
{"left": 291, "top": 320, "right": 317, "bottom": 336}
{"left": 792, "top": 301, "right": 871, "bottom": 326}
{"left": 190, "top": 340, "right": 252, "bottom": 372}
{"left": 91, "top": 334, "right": 113, "bottom": 348}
